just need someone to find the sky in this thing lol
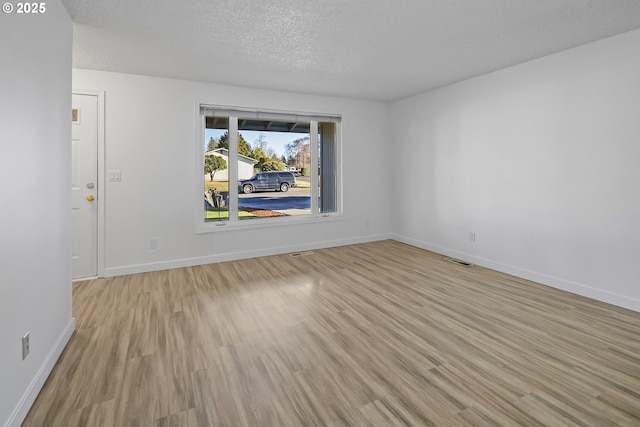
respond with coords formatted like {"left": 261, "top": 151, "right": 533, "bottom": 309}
{"left": 205, "top": 129, "right": 309, "bottom": 159}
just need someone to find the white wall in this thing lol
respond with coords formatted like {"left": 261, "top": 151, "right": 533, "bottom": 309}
{"left": 72, "top": 70, "right": 392, "bottom": 275}
{"left": 0, "top": 2, "right": 75, "bottom": 426}
{"left": 391, "top": 29, "right": 640, "bottom": 312}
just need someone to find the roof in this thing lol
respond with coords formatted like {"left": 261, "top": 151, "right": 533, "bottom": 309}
{"left": 205, "top": 148, "right": 258, "bottom": 165}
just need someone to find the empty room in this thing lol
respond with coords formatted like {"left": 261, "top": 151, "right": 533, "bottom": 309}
{"left": 2, "top": 1, "right": 640, "bottom": 426}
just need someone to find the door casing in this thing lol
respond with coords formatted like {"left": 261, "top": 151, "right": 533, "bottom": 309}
{"left": 72, "top": 89, "right": 105, "bottom": 279}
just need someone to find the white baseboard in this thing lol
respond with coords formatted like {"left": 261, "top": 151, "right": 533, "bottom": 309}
{"left": 394, "top": 234, "right": 640, "bottom": 313}
{"left": 103, "top": 233, "right": 393, "bottom": 277}
{"left": 5, "top": 318, "right": 75, "bottom": 427}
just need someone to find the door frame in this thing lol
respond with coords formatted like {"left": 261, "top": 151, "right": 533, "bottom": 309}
{"left": 72, "top": 89, "right": 105, "bottom": 278}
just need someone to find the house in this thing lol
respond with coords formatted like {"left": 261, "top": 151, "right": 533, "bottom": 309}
{"left": 3, "top": 1, "right": 640, "bottom": 425}
{"left": 204, "top": 148, "right": 258, "bottom": 181}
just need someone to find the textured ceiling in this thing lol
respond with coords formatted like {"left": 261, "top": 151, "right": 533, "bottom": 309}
{"left": 62, "top": 0, "right": 640, "bottom": 101}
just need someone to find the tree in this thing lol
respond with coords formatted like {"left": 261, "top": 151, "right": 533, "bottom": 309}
{"left": 251, "top": 146, "right": 285, "bottom": 171}
{"left": 255, "top": 132, "right": 268, "bottom": 150}
{"left": 260, "top": 159, "right": 286, "bottom": 171}
{"left": 204, "top": 155, "right": 227, "bottom": 181}
{"left": 217, "top": 131, "right": 251, "bottom": 156}
{"left": 250, "top": 146, "right": 266, "bottom": 161}
{"left": 253, "top": 132, "right": 277, "bottom": 158}
{"left": 206, "top": 137, "right": 217, "bottom": 152}
{"left": 285, "top": 136, "right": 310, "bottom": 169}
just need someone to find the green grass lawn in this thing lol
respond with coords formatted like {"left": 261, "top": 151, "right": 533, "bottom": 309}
{"left": 205, "top": 180, "right": 229, "bottom": 192}
{"left": 205, "top": 208, "right": 256, "bottom": 221}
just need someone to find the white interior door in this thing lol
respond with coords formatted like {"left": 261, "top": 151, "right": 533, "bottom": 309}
{"left": 71, "top": 93, "right": 98, "bottom": 279}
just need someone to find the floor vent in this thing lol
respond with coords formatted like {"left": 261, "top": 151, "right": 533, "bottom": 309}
{"left": 443, "top": 257, "right": 475, "bottom": 268}
{"left": 290, "top": 251, "right": 314, "bottom": 257}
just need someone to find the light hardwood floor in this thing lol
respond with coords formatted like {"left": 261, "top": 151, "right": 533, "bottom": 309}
{"left": 24, "top": 240, "right": 640, "bottom": 426}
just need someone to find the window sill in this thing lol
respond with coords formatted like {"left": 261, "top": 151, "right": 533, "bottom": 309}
{"left": 195, "top": 213, "right": 344, "bottom": 234}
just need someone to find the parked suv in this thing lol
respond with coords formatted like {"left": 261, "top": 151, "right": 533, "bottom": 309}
{"left": 238, "top": 171, "right": 297, "bottom": 194}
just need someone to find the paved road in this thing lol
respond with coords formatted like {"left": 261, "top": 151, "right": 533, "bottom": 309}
{"left": 206, "top": 178, "right": 312, "bottom": 212}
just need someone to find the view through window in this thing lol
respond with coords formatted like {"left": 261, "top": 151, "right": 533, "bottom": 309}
{"left": 201, "top": 107, "right": 339, "bottom": 225}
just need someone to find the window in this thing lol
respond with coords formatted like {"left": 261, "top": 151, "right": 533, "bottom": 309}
{"left": 198, "top": 105, "right": 341, "bottom": 230}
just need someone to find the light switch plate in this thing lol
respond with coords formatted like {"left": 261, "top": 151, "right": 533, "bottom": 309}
{"left": 108, "top": 170, "right": 121, "bottom": 182}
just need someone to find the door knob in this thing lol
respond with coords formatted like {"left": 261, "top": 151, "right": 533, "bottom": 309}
{"left": 86, "top": 195, "right": 95, "bottom": 202}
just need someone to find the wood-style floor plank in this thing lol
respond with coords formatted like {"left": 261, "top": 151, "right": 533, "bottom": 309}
{"left": 23, "top": 240, "right": 640, "bottom": 426}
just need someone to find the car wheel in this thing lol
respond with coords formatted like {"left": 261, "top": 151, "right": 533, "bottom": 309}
{"left": 243, "top": 184, "right": 253, "bottom": 194}
{"left": 280, "top": 182, "right": 289, "bottom": 192}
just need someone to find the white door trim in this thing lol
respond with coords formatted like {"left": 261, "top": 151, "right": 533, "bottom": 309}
{"left": 72, "top": 89, "right": 105, "bottom": 278}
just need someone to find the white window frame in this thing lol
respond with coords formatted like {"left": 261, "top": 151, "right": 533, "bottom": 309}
{"left": 195, "top": 104, "right": 342, "bottom": 233}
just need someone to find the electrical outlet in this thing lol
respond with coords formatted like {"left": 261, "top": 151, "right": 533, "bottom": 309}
{"left": 22, "top": 332, "right": 30, "bottom": 360}
{"left": 469, "top": 232, "right": 476, "bottom": 242}
{"left": 149, "top": 238, "right": 158, "bottom": 249}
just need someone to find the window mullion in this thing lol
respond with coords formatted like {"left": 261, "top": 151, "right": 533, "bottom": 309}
{"left": 310, "top": 121, "right": 319, "bottom": 217}
{"left": 228, "top": 117, "right": 239, "bottom": 223}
